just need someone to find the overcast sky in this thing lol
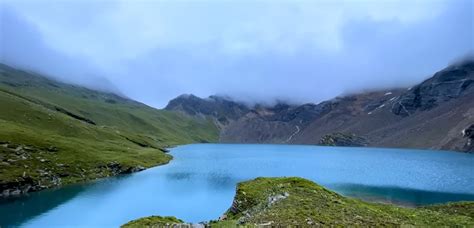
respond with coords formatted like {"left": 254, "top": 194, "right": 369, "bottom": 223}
{"left": 1, "top": 0, "right": 473, "bottom": 107}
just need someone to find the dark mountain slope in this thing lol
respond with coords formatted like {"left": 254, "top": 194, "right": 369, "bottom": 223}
{"left": 220, "top": 101, "right": 333, "bottom": 143}
{"left": 166, "top": 59, "right": 474, "bottom": 152}
{"left": 392, "top": 60, "right": 474, "bottom": 116}
{"left": 301, "top": 60, "right": 474, "bottom": 152}
{"left": 165, "top": 94, "right": 249, "bottom": 128}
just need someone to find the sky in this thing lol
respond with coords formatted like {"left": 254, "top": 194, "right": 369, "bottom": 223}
{"left": 1, "top": 0, "right": 473, "bottom": 108}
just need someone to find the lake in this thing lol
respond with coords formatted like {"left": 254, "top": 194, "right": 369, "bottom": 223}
{"left": 1, "top": 144, "right": 473, "bottom": 227}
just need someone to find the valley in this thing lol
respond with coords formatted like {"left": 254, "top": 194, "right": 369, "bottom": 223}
{"left": 1, "top": 1, "right": 472, "bottom": 226}
{"left": 0, "top": 60, "right": 472, "bottom": 227}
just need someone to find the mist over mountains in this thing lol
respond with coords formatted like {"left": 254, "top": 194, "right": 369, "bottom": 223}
{"left": 1, "top": 1, "right": 474, "bottom": 226}
{"left": 1, "top": 0, "right": 473, "bottom": 107}
{"left": 166, "top": 59, "right": 474, "bottom": 152}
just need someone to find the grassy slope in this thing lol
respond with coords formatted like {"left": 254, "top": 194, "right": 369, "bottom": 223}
{"left": 122, "top": 216, "right": 184, "bottom": 227}
{"left": 123, "top": 177, "right": 474, "bottom": 227}
{"left": 221, "top": 177, "right": 474, "bottom": 226}
{"left": 0, "top": 64, "right": 218, "bottom": 192}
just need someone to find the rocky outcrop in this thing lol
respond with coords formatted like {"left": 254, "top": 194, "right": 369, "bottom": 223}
{"left": 319, "top": 133, "right": 368, "bottom": 147}
{"left": 0, "top": 143, "right": 63, "bottom": 197}
{"left": 100, "top": 161, "right": 146, "bottom": 175}
{"left": 1, "top": 176, "right": 44, "bottom": 197}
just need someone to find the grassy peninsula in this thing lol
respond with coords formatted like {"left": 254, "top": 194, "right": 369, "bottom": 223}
{"left": 123, "top": 177, "right": 474, "bottom": 227}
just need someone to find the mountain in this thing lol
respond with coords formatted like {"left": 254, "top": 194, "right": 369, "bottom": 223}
{"left": 0, "top": 63, "right": 218, "bottom": 197}
{"left": 165, "top": 59, "right": 474, "bottom": 152}
{"left": 165, "top": 94, "right": 249, "bottom": 128}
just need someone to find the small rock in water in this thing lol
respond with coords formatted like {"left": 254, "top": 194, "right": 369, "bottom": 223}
{"left": 2, "top": 189, "right": 10, "bottom": 197}
{"left": 10, "top": 189, "right": 21, "bottom": 196}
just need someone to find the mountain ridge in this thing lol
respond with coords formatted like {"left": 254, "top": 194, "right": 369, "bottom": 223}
{"left": 165, "top": 59, "right": 474, "bottom": 152}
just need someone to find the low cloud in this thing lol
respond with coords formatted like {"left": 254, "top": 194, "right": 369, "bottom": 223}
{"left": 0, "top": 6, "right": 118, "bottom": 93}
{"left": 1, "top": 0, "right": 472, "bottom": 107}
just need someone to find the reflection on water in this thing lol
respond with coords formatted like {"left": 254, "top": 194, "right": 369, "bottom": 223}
{"left": 0, "top": 184, "right": 88, "bottom": 227}
{"left": 166, "top": 172, "right": 194, "bottom": 180}
{"left": 0, "top": 144, "right": 472, "bottom": 227}
{"left": 206, "top": 172, "right": 239, "bottom": 190}
{"left": 331, "top": 184, "right": 474, "bottom": 206}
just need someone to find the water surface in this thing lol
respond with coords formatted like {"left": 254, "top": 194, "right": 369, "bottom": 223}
{"left": 1, "top": 144, "right": 473, "bottom": 227}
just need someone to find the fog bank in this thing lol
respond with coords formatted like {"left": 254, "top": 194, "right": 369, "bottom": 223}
{"left": 1, "top": 0, "right": 472, "bottom": 107}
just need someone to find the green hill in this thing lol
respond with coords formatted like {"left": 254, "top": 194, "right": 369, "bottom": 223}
{"left": 0, "top": 63, "right": 218, "bottom": 196}
{"left": 221, "top": 177, "right": 473, "bottom": 226}
{"left": 123, "top": 177, "right": 474, "bottom": 227}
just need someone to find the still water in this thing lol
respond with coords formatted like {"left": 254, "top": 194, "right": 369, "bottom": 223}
{"left": 1, "top": 144, "right": 473, "bottom": 227}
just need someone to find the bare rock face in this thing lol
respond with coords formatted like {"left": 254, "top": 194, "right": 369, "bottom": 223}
{"left": 392, "top": 60, "right": 474, "bottom": 116}
{"left": 463, "top": 124, "right": 474, "bottom": 152}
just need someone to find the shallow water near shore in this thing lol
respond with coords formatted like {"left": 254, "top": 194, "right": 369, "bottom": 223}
{"left": 1, "top": 144, "right": 473, "bottom": 227}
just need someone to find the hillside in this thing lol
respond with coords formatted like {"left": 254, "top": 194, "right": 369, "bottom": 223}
{"left": 165, "top": 60, "right": 474, "bottom": 152}
{"left": 123, "top": 177, "right": 474, "bottom": 227}
{"left": 0, "top": 64, "right": 219, "bottom": 197}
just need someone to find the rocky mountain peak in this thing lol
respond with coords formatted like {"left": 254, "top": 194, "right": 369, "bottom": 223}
{"left": 165, "top": 94, "right": 250, "bottom": 126}
{"left": 392, "top": 59, "right": 474, "bottom": 116}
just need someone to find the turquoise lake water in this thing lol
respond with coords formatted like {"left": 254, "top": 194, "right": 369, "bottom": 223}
{"left": 1, "top": 144, "right": 473, "bottom": 227}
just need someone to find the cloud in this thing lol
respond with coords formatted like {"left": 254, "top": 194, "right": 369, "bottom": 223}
{"left": 1, "top": 0, "right": 472, "bottom": 107}
{"left": 0, "top": 5, "right": 118, "bottom": 93}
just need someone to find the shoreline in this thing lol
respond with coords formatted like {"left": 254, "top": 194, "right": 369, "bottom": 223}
{"left": 0, "top": 145, "right": 175, "bottom": 199}
{"left": 2, "top": 143, "right": 472, "bottom": 200}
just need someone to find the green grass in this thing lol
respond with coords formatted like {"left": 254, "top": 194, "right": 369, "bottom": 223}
{"left": 220, "top": 177, "right": 474, "bottom": 226}
{"left": 121, "top": 216, "right": 184, "bottom": 228}
{"left": 422, "top": 201, "right": 474, "bottom": 218}
{"left": 124, "top": 177, "right": 474, "bottom": 227}
{"left": 0, "top": 63, "right": 218, "bottom": 194}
